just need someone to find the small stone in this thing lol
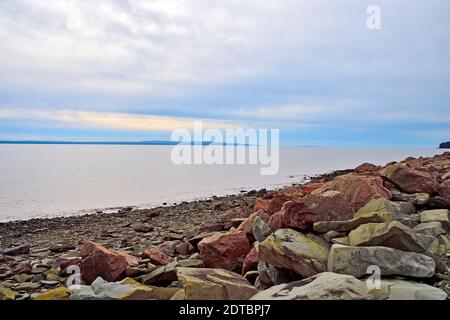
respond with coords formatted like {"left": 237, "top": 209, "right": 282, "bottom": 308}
{"left": 50, "top": 244, "right": 76, "bottom": 253}
{"left": 3, "top": 244, "right": 30, "bottom": 256}
{"left": 0, "top": 287, "right": 18, "bottom": 300}
{"left": 15, "top": 282, "right": 42, "bottom": 291}
{"left": 14, "top": 274, "right": 33, "bottom": 283}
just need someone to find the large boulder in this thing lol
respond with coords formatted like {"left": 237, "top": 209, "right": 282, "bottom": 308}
{"left": 313, "top": 211, "right": 392, "bottom": 233}
{"left": 198, "top": 231, "right": 251, "bottom": 271}
{"left": 419, "top": 209, "right": 449, "bottom": 230}
{"left": 312, "top": 174, "right": 392, "bottom": 210}
{"left": 379, "top": 164, "right": 439, "bottom": 194}
{"left": 348, "top": 221, "right": 431, "bottom": 252}
{"left": 175, "top": 267, "right": 257, "bottom": 300}
{"left": 79, "top": 241, "right": 139, "bottom": 284}
{"left": 439, "top": 179, "right": 450, "bottom": 200}
{"left": 242, "top": 246, "right": 259, "bottom": 275}
{"left": 141, "top": 248, "right": 174, "bottom": 266}
{"left": 328, "top": 244, "right": 435, "bottom": 278}
{"left": 253, "top": 216, "right": 272, "bottom": 242}
{"left": 258, "top": 229, "right": 329, "bottom": 278}
{"left": 282, "top": 191, "right": 354, "bottom": 230}
{"left": 251, "top": 272, "right": 371, "bottom": 300}
{"left": 413, "top": 222, "right": 447, "bottom": 237}
{"left": 236, "top": 210, "right": 270, "bottom": 236}
{"left": 372, "top": 280, "right": 447, "bottom": 300}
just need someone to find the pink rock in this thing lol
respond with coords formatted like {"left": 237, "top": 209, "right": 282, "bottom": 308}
{"left": 242, "top": 246, "right": 259, "bottom": 275}
{"left": 300, "top": 182, "right": 326, "bottom": 195}
{"left": 237, "top": 210, "right": 270, "bottom": 235}
{"left": 267, "top": 211, "right": 285, "bottom": 231}
{"left": 198, "top": 231, "right": 251, "bottom": 271}
{"left": 142, "top": 248, "right": 174, "bottom": 266}
{"left": 380, "top": 164, "right": 439, "bottom": 194}
{"left": 312, "top": 173, "right": 392, "bottom": 211}
{"left": 267, "top": 193, "right": 294, "bottom": 215}
{"left": 354, "top": 163, "right": 379, "bottom": 174}
{"left": 253, "top": 198, "right": 271, "bottom": 212}
{"left": 439, "top": 179, "right": 450, "bottom": 200}
{"left": 79, "top": 241, "right": 139, "bottom": 284}
{"left": 282, "top": 191, "right": 354, "bottom": 230}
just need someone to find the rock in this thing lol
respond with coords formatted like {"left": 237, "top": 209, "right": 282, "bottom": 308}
{"left": 252, "top": 216, "right": 272, "bottom": 242}
{"left": 0, "top": 287, "right": 18, "bottom": 300}
{"left": 413, "top": 222, "right": 447, "bottom": 237}
{"left": 354, "top": 163, "right": 379, "bottom": 174}
{"left": 15, "top": 282, "right": 41, "bottom": 291}
{"left": 176, "top": 267, "right": 257, "bottom": 300}
{"left": 419, "top": 209, "right": 449, "bottom": 228}
{"left": 242, "top": 246, "right": 259, "bottom": 275}
{"left": 257, "top": 260, "right": 292, "bottom": 286}
{"left": 79, "top": 241, "right": 139, "bottom": 284}
{"left": 138, "top": 261, "right": 179, "bottom": 285}
{"left": 142, "top": 248, "right": 174, "bottom": 266}
{"left": 267, "top": 192, "right": 294, "bottom": 215}
{"left": 70, "top": 277, "right": 180, "bottom": 300}
{"left": 396, "top": 214, "right": 420, "bottom": 228}
{"left": 52, "top": 256, "right": 82, "bottom": 274}
{"left": 132, "top": 223, "right": 154, "bottom": 233}
{"left": 282, "top": 191, "right": 354, "bottom": 230}
{"left": 391, "top": 190, "right": 429, "bottom": 205}
{"left": 322, "top": 231, "right": 347, "bottom": 243}
{"left": 300, "top": 182, "right": 327, "bottom": 195}
{"left": 424, "top": 196, "right": 450, "bottom": 210}
{"left": 14, "top": 274, "right": 33, "bottom": 283}
{"left": 34, "top": 287, "right": 70, "bottom": 300}
{"left": 259, "top": 229, "right": 329, "bottom": 278}
{"left": 439, "top": 179, "right": 450, "bottom": 200}
{"left": 267, "top": 211, "right": 285, "bottom": 230}
{"left": 331, "top": 236, "right": 350, "bottom": 245}
{"left": 372, "top": 280, "right": 447, "bottom": 300}
{"left": 313, "top": 211, "right": 392, "bottom": 233}
{"left": 380, "top": 164, "right": 439, "bottom": 194}
{"left": 328, "top": 244, "right": 435, "bottom": 278}
{"left": 348, "top": 221, "right": 431, "bottom": 252}
{"left": 251, "top": 272, "right": 371, "bottom": 300}
{"left": 354, "top": 197, "right": 415, "bottom": 219}
{"left": 49, "top": 243, "right": 76, "bottom": 253}
{"left": 312, "top": 174, "right": 391, "bottom": 210}
{"left": 253, "top": 198, "right": 271, "bottom": 212}
{"left": 439, "top": 141, "right": 450, "bottom": 149}
{"left": 198, "top": 231, "right": 251, "bottom": 270}
{"left": 3, "top": 244, "right": 30, "bottom": 256}
{"left": 237, "top": 210, "right": 270, "bottom": 236}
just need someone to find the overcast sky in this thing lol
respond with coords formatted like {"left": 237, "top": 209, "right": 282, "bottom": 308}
{"left": 0, "top": 0, "right": 449, "bottom": 146}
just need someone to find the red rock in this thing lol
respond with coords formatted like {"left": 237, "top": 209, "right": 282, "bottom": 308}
{"left": 267, "top": 211, "right": 285, "bottom": 231}
{"left": 380, "top": 164, "right": 439, "bottom": 194}
{"left": 354, "top": 162, "right": 379, "bottom": 174}
{"left": 237, "top": 210, "right": 270, "bottom": 235}
{"left": 282, "top": 191, "right": 354, "bottom": 230}
{"left": 242, "top": 246, "right": 259, "bottom": 275}
{"left": 300, "top": 182, "right": 326, "bottom": 195}
{"left": 253, "top": 198, "right": 271, "bottom": 212}
{"left": 439, "top": 180, "right": 450, "bottom": 200}
{"left": 199, "top": 221, "right": 226, "bottom": 233}
{"left": 267, "top": 193, "right": 294, "bottom": 215}
{"left": 142, "top": 248, "right": 174, "bottom": 266}
{"left": 198, "top": 231, "right": 251, "bottom": 270}
{"left": 441, "top": 171, "right": 450, "bottom": 181}
{"left": 79, "top": 241, "right": 139, "bottom": 284}
{"left": 312, "top": 173, "right": 391, "bottom": 211}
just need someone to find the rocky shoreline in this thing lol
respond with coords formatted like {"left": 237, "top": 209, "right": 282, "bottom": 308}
{"left": 1, "top": 153, "right": 450, "bottom": 300}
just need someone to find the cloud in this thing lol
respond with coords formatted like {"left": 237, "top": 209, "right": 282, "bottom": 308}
{"left": 0, "top": 108, "right": 244, "bottom": 131}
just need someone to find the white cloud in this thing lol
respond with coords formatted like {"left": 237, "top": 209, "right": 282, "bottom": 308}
{"left": 0, "top": 108, "right": 244, "bottom": 131}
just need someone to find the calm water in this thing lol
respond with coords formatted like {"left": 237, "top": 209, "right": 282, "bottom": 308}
{"left": 0, "top": 145, "right": 445, "bottom": 222}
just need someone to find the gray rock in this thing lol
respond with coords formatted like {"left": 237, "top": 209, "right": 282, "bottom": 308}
{"left": 313, "top": 211, "right": 392, "bottom": 233}
{"left": 413, "top": 222, "right": 446, "bottom": 237}
{"left": 252, "top": 216, "right": 272, "bottom": 242}
{"left": 328, "top": 244, "right": 435, "bottom": 278}
{"left": 372, "top": 279, "right": 447, "bottom": 300}
{"left": 391, "top": 190, "right": 429, "bottom": 205}
{"left": 251, "top": 272, "right": 372, "bottom": 300}
{"left": 3, "top": 244, "right": 30, "bottom": 256}
{"left": 419, "top": 209, "right": 449, "bottom": 229}
{"left": 354, "top": 198, "right": 415, "bottom": 219}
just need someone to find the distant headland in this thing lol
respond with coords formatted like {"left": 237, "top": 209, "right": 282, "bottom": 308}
{"left": 439, "top": 141, "right": 450, "bottom": 149}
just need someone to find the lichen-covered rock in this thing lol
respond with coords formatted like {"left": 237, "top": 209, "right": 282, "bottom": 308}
{"left": 175, "top": 267, "right": 257, "bottom": 300}
{"left": 348, "top": 221, "right": 431, "bottom": 252}
{"left": 371, "top": 280, "right": 447, "bottom": 300}
{"left": 419, "top": 209, "right": 449, "bottom": 229}
{"left": 328, "top": 244, "right": 435, "bottom": 278}
{"left": 253, "top": 216, "right": 272, "bottom": 242}
{"left": 282, "top": 191, "right": 354, "bottom": 230}
{"left": 251, "top": 272, "right": 372, "bottom": 300}
{"left": 354, "top": 197, "right": 415, "bottom": 219}
{"left": 313, "top": 211, "right": 392, "bottom": 233}
{"left": 413, "top": 222, "right": 447, "bottom": 237}
{"left": 0, "top": 287, "right": 18, "bottom": 300}
{"left": 34, "top": 287, "right": 70, "bottom": 300}
{"left": 198, "top": 231, "right": 251, "bottom": 271}
{"left": 259, "top": 229, "right": 329, "bottom": 278}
